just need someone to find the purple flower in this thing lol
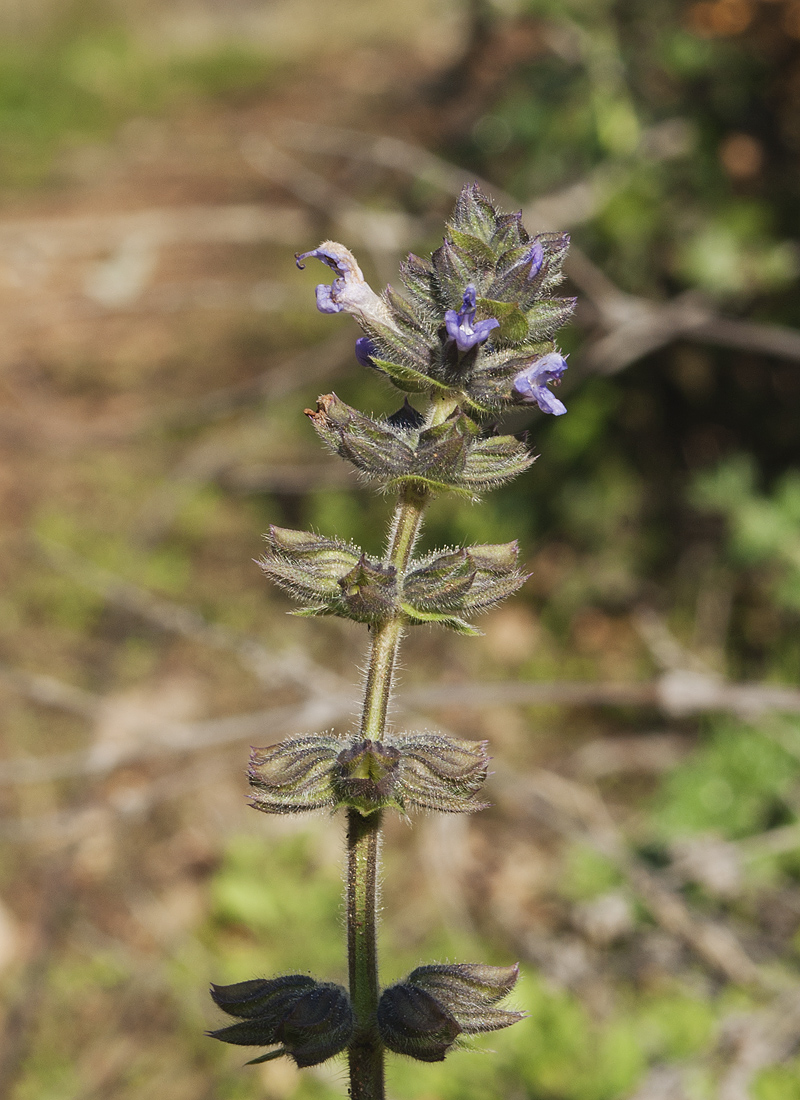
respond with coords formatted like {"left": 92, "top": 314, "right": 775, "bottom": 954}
{"left": 355, "top": 336, "right": 378, "bottom": 369}
{"left": 444, "top": 285, "right": 500, "bottom": 353}
{"left": 295, "top": 241, "right": 395, "bottom": 330}
{"left": 512, "top": 352, "right": 569, "bottom": 416}
{"left": 526, "top": 238, "right": 544, "bottom": 279}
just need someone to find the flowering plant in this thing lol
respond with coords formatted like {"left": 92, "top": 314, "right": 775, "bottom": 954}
{"left": 208, "top": 184, "right": 573, "bottom": 1099}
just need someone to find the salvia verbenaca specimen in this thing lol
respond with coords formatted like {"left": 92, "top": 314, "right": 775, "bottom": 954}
{"left": 208, "top": 184, "right": 573, "bottom": 1100}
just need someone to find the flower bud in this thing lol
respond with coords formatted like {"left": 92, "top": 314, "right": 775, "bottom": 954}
{"left": 209, "top": 975, "right": 354, "bottom": 1067}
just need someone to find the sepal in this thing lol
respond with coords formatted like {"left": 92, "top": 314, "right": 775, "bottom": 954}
{"left": 377, "top": 962, "right": 523, "bottom": 1062}
{"left": 307, "top": 395, "right": 524, "bottom": 497}
{"left": 460, "top": 434, "right": 536, "bottom": 491}
{"left": 248, "top": 735, "right": 342, "bottom": 814}
{"left": 402, "top": 542, "right": 526, "bottom": 622}
{"left": 306, "top": 393, "right": 415, "bottom": 477}
{"left": 370, "top": 356, "right": 452, "bottom": 396}
{"left": 258, "top": 526, "right": 363, "bottom": 607}
{"left": 208, "top": 975, "right": 354, "bottom": 1067}
{"left": 388, "top": 733, "right": 489, "bottom": 812}
{"left": 376, "top": 983, "right": 460, "bottom": 1062}
{"left": 525, "top": 297, "right": 577, "bottom": 341}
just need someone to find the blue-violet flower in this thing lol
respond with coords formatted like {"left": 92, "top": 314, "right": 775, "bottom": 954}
{"left": 512, "top": 351, "right": 569, "bottom": 416}
{"left": 295, "top": 241, "right": 395, "bottom": 331}
{"left": 444, "top": 285, "right": 500, "bottom": 352}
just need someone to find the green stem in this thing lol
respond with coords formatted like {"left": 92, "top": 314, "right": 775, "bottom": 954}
{"left": 347, "top": 482, "right": 430, "bottom": 1100}
{"left": 346, "top": 808, "right": 384, "bottom": 1100}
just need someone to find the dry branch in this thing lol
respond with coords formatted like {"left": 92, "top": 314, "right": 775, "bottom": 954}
{"left": 0, "top": 203, "right": 312, "bottom": 262}
{"left": 404, "top": 673, "right": 800, "bottom": 719}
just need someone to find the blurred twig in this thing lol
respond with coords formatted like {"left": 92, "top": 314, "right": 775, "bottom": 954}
{"left": 38, "top": 539, "right": 345, "bottom": 698}
{"left": 717, "top": 991, "right": 800, "bottom": 1100}
{"left": 4, "top": 660, "right": 800, "bottom": 786}
{"left": 0, "top": 695, "right": 353, "bottom": 784}
{"left": 0, "top": 203, "right": 311, "bottom": 260}
{"left": 405, "top": 674, "right": 800, "bottom": 719}
{"left": 0, "top": 855, "right": 75, "bottom": 1099}
{"left": 492, "top": 764, "right": 777, "bottom": 991}
{"left": 129, "top": 329, "right": 355, "bottom": 542}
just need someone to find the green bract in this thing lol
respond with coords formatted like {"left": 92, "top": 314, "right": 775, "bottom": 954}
{"left": 306, "top": 393, "right": 534, "bottom": 497}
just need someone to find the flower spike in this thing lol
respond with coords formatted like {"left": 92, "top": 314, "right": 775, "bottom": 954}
{"left": 213, "top": 182, "right": 571, "bottom": 1091}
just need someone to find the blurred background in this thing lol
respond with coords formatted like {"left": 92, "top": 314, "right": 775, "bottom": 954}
{"left": 1, "top": 0, "right": 800, "bottom": 1097}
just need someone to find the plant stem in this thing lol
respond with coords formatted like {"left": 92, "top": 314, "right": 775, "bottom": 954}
{"left": 347, "top": 479, "right": 431, "bottom": 1099}
{"left": 346, "top": 807, "right": 384, "bottom": 1100}
{"left": 360, "top": 486, "right": 425, "bottom": 739}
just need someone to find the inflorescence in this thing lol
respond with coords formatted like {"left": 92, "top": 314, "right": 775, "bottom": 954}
{"left": 209, "top": 184, "right": 573, "bottom": 1077}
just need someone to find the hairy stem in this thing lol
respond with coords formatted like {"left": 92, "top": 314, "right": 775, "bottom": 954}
{"left": 347, "top": 474, "right": 433, "bottom": 1098}
{"left": 346, "top": 807, "right": 384, "bottom": 1100}
{"left": 360, "top": 486, "right": 426, "bottom": 739}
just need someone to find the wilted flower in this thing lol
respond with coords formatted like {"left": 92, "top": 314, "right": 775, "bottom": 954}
{"left": 208, "top": 975, "right": 354, "bottom": 1067}
{"left": 377, "top": 963, "right": 523, "bottom": 1062}
{"left": 295, "top": 242, "right": 396, "bottom": 331}
{"left": 249, "top": 732, "right": 489, "bottom": 816}
{"left": 444, "top": 285, "right": 500, "bottom": 352}
{"left": 512, "top": 351, "right": 569, "bottom": 415}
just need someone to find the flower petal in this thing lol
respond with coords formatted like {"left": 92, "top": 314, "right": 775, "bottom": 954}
{"left": 296, "top": 241, "right": 396, "bottom": 329}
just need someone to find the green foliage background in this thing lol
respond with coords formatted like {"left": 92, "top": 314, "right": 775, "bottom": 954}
{"left": 2, "top": 0, "right": 800, "bottom": 1097}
